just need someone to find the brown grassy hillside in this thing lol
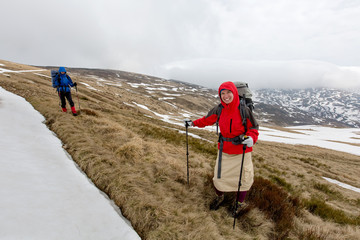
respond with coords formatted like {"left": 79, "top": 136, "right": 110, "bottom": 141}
{"left": 1, "top": 59, "right": 359, "bottom": 239}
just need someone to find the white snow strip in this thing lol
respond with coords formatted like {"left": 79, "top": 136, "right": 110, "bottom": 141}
{"left": 158, "top": 97, "right": 175, "bottom": 100}
{"left": 132, "top": 102, "right": 180, "bottom": 125}
{"left": 161, "top": 92, "right": 182, "bottom": 97}
{"left": 0, "top": 87, "right": 140, "bottom": 240}
{"left": 145, "top": 87, "right": 170, "bottom": 91}
{"left": 104, "top": 82, "right": 122, "bottom": 87}
{"left": 177, "top": 129, "right": 214, "bottom": 143}
{"left": 132, "top": 101, "right": 218, "bottom": 133}
{"left": 123, "top": 102, "right": 135, "bottom": 107}
{"left": 132, "top": 102, "right": 150, "bottom": 111}
{"left": 322, "top": 177, "right": 360, "bottom": 193}
{"left": 33, "top": 72, "right": 51, "bottom": 78}
{"left": 163, "top": 101, "right": 178, "bottom": 109}
{"left": 128, "top": 83, "right": 149, "bottom": 88}
{"left": 0, "top": 68, "right": 45, "bottom": 74}
{"left": 153, "top": 83, "right": 174, "bottom": 87}
{"left": 80, "top": 82, "right": 101, "bottom": 91}
{"left": 181, "top": 110, "right": 193, "bottom": 119}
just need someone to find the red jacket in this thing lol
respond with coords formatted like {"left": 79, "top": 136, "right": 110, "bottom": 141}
{"left": 193, "top": 81, "right": 259, "bottom": 154}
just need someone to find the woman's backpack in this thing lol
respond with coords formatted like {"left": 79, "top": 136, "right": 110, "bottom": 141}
{"left": 233, "top": 81, "right": 254, "bottom": 111}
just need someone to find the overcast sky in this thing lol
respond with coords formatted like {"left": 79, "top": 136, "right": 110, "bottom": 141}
{"left": 1, "top": 0, "right": 360, "bottom": 89}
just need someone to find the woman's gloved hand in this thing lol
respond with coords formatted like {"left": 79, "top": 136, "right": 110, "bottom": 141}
{"left": 242, "top": 136, "right": 253, "bottom": 147}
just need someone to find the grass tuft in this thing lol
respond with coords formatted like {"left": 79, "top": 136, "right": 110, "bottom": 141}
{"left": 269, "top": 175, "right": 293, "bottom": 192}
{"left": 298, "top": 227, "right": 329, "bottom": 240}
{"left": 304, "top": 197, "right": 360, "bottom": 225}
{"left": 80, "top": 108, "right": 99, "bottom": 116}
{"left": 313, "top": 182, "right": 343, "bottom": 200}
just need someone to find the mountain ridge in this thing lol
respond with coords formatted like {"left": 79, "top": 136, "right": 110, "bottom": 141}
{"left": 39, "top": 65, "right": 360, "bottom": 128}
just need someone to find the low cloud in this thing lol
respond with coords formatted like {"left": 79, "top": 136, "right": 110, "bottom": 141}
{"left": 159, "top": 59, "right": 360, "bottom": 90}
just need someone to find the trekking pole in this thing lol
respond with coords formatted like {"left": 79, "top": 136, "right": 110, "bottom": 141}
{"left": 186, "top": 123, "right": 190, "bottom": 186}
{"left": 233, "top": 143, "right": 247, "bottom": 229}
{"left": 56, "top": 88, "right": 62, "bottom": 112}
{"left": 233, "top": 95, "right": 248, "bottom": 229}
{"left": 75, "top": 85, "right": 81, "bottom": 112}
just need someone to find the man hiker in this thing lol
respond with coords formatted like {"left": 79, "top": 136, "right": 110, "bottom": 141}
{"left": 53, "top": 67, "right": 78, "bottom": 116}
{"left": 185, "top": 81, "right": 259, "bottom": 216}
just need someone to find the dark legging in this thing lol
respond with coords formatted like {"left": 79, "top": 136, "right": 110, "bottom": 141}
{"left": 59, "top": 91, "right": 74, "bottom": 108}
{"left": 215, "top": 187, "right": 247, "bottom": 203}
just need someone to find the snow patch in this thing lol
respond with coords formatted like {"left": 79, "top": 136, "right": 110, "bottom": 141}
{"left": 323, "top": 177, "right": 360, "bottom": 193}
{"left": 33, "top": 72, "right": 51, "bottom": 78}
{"left": 0, "top": 67, "right": 45, "bottom": 74}
{"left": 80, "top": 82, "right": 101, "bottom": 91}
{"left": 0, "top": 87, "right": 140, "bottom": 240}
{"left": 159, "top": 97, "right": 175, "bottom": 100}
{"left": 259, "top": 125, "right": 360, "bottom": 156}
{"left": 128, "top": 82, "right": 149, "bottom": 88}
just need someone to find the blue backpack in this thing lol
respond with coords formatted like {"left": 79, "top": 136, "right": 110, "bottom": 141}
{"left": 51, "top": 70, "right": 60, "bottom": 88}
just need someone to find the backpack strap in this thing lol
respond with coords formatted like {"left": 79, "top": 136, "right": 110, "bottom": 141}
{"left": 55, "top": 73, "right": 60, "bottom": 92}
{"left": 57, "top": 74, "right": 73, "bottom": 92}
{"left": 57, "top": 74, "right": 65, "bottom": 91}
{"left": 215, "top": 104, "right": 223, "bottom": 135}
{"left": 239, "top": 96, "right": 247, "bottom": 132}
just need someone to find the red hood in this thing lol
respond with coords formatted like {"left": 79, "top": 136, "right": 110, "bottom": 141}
{"left": 218, "top": 81, "right": 239, "bottom": 109}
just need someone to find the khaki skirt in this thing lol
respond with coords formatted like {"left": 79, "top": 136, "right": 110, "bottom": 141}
{"left": 213, "top": 151, "right": 254, "bottom": 192}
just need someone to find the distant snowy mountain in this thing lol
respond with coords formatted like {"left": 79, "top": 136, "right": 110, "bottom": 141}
{"left": 253, "top": 88, "right": 360, "bottom": 128}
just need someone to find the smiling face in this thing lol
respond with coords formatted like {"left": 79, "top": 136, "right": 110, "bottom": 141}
{"left": 220, "top": 89, "right": 234, "bottom": 104}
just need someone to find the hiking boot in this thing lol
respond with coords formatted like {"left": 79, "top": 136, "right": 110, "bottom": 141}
{"left": 62, "top": 107, "right": 67, "bottom": 112}
{"left": 71, "top": 106, "right": 78, "bottom": 116}
{"left": 209, "top": 195, "right": 225, "bottom": 210}
{"left": 228, "top": 201, "right": 248, "bottom": 217}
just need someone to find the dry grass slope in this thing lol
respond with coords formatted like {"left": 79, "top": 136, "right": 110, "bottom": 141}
{"left": 1, "top": 60, "right": 359, "bottom": 240}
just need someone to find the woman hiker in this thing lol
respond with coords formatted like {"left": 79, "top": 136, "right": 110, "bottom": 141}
{"left": 185, "top": 81, "right": 259, "bottom": 216}
{"left": 54, "top": 67, "right": 78, "bottom": 116}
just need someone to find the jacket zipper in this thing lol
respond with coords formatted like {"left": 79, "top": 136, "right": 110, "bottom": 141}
{"left": 230, "top": 119, "right": 232, "bottom": 133}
